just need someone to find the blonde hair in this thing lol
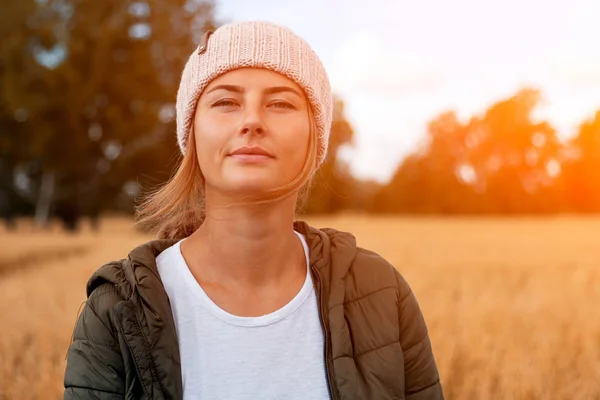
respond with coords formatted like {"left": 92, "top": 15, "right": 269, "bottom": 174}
{"left": 135, "top": 106, "right": 319, "bottom": 240}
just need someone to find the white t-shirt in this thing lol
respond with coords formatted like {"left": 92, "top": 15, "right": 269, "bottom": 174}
{"left": 156, "top": 231, "right": 330, "bottom": 400}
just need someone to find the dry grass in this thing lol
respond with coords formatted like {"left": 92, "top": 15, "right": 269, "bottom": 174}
{"left": 1, "top": 214, "right": 599, "bottom": 399}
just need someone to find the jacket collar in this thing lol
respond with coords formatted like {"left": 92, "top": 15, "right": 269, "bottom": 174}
{"left": 111, "top": 220, "right": 357, "bottom": 284}
{"left": 93, "top": 219, "right": 359, "bottom": 315}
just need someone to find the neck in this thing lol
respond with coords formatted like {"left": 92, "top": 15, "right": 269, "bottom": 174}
{"left": 182, "top": 193, "right": 306, "bottom": 291}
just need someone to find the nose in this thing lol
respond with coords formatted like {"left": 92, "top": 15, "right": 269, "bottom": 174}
{"left": 239, "top": 106, "right": 265, "bottom": 136}
{"left": 241, "top": 125, "right": 264, "bottom": 135}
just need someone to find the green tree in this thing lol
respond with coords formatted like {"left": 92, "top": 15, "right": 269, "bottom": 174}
{"left": 468, "top": 89, "right": 562, "bottom": 213}
{"left": 375, "top": 88, "right": 563, "bottom": 214}
{"left": 373, "top": 112, "right": 474, "bottom": 213}
{"left": 560, "top": 110, "right": 600, "bottom": 212}
{"left": 0, "top": 0, "right": 217, "bottom": 228}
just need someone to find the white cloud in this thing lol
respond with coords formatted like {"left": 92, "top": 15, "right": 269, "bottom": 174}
{"left": 327, "top": 31, "right": 445, "bottom": 97}
{"left": 552, "top": 57, "right": 600, "bottom": 87}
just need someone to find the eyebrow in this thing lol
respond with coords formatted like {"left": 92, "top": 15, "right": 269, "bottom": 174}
{"left": 205, "top": 84, "right": 302, "bottom": 98}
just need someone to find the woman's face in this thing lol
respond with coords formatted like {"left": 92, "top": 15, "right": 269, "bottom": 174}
{"left": 193, "top": 68, "right": 310, "bottom": 198}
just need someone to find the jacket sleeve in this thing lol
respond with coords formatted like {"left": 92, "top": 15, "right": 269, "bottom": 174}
{"left": 395, "top": 271, "right": 445, "bottom": 400}
{"left": 64, "top": 284, "right": 126, "bottom": 399}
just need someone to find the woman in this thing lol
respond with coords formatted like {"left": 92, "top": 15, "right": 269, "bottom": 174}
{"left": 64, "top": 21, "right": 444, "bottom": 400}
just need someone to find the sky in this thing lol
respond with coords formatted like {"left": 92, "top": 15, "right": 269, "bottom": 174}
{"left": 215, "top": 0, "right": 600, "bottom": 183}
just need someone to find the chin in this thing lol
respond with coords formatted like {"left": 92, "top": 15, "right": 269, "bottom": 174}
{"left": 222, "top": 175, "right": 283, "bottom": 195}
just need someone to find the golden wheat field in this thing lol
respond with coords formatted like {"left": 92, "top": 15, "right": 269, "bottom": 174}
{"left": 1, "top": 214, "right": 599, "bottom": 400}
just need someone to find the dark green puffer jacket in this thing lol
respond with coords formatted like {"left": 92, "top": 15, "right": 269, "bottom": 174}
{"left": 64, "top": 221, "right": 444, "bottom": 399}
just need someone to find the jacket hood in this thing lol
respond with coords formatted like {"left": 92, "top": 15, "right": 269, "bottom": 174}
{"left": 86, "top": 238, "right": 177, "bottom": 298}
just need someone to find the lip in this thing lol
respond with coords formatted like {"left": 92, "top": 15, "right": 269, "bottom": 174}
{"left": 229, "top": 153, "right": 273, "bottom": 163}
{"left": 229, "top": 145, "right": 274, "bottom": 158}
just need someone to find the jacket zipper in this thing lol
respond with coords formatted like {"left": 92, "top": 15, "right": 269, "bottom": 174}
{"left": 312, "top": 265, "right": 337, "bottom": 400}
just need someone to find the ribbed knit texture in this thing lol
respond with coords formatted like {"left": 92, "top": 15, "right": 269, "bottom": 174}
{"left": 175, "top": 21, "right": 333, "bottom": 166}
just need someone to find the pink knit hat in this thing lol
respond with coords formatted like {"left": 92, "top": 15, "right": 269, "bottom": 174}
{"left": 175, "top": 21, "right": 333, "bottom": 167}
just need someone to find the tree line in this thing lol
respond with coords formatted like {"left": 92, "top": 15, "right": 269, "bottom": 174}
{"left": 372, "top": 89, "right": 600, "bottom": 215}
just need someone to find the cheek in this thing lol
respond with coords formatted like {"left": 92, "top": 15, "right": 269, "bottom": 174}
{"left": 278, "top": 119, "right": 310, "bottom": 162}
{"left": 193, "top": 118, "right": 229, "bottom": 170}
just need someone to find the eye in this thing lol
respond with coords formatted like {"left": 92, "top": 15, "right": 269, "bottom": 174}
{"left": 270, "top": 101, "right": 296, "bottom": 109}
{"left": 211, "top": 99, "right": 238, "bottom": 108}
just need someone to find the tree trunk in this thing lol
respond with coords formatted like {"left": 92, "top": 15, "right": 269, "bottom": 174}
{"left": 35, "top": 169, "right": 55, "bottom": 228}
